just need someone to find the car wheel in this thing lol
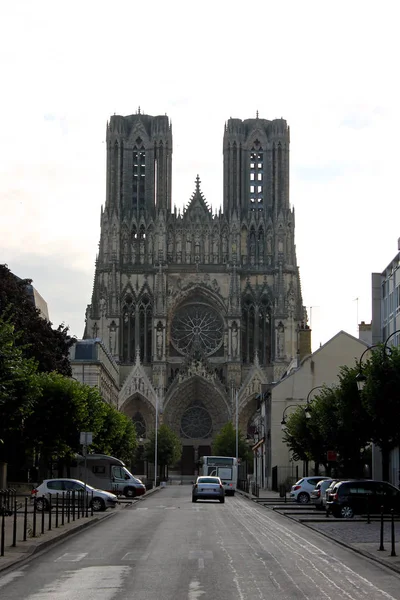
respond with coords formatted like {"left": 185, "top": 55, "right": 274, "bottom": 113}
{"left": 91, "top": 497, "right": 106, "bottom": 512}
{"left": 124, "top": 487, "right": 136, "bottom": 498}
{"left": 219, "top": 498, "right": 225, "bottom": 504}
{"left": 340, "top": 505, "right": 354, "bottom": 519}
{"left": 297, "top": 492, "right": 310, "bottom": 504}
{"left": 192, "top": 496, "right": 197, "bottom": 503}
{"left": 36, "top": 497, "right": 49, "bottom": 512}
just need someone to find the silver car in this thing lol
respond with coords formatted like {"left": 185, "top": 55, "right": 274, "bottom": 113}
{"left": 32, "top": 478, "right": 118, "bottom": 512}
{"left": 310, "top": 479, "right": 334, "bottom": 510}
{"left": 192, "top": 476, "right": 225, "bottom": 503}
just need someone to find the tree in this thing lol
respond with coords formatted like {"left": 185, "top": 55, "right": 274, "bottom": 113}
{"left": 212, "top": 422, "right": 252, "bottom": 463}
{"left": 0, "top": 264, "right": 75, "bottom": 375}
{"left": 144, "top": 424, "right": 182, "bottom": 479}
{"left": 361, "top": 345, "right": 400, "bottom": 481}
{"left": 0, "top": 318, "right": 41, "bottom": 466}
{"left": 25, "top": 373, "right": 108, "bottom": 475}
{"left": 92, "top": 404, "right": 137, "bottom": 465}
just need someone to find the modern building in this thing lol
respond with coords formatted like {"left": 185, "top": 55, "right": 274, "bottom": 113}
{"left": 83, "top": 110, "right": 310, "bottom": 474}
{"left": 372, "top": 238, "right": 400, "bottom": 347}
{"left": 69, "top": 339, "right": 119, "bottom": 408}
{"left": 252, "top": 331, "right": 368, "bottom": 490}
{"left": 371, "top": 238, "right": 400, "bottom": 485}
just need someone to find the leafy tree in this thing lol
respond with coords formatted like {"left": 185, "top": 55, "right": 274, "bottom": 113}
{"left": 93, "top": 404, "right": 137, "bottom": 465}
{"left": 212, "top": 422, "right": 252, "bottom": 463}
{"left": 0, "top": 318, "right": 41, "bottom": 464}
{"left": 144, "top": 424, "right": 182, "bottom": 479}
{"left": 25, "top": 373, "right": 108, "bottom": 475}
{"left": 361, "top": 345, "right": 400, "bottom": 481}
{"left": 0, "top": 264, "right": 75, "bottom": 375}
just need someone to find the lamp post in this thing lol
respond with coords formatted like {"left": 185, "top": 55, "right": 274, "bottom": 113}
{"left": 154, "top": 391, "right": 158, "bottom": 489}
{"left": 235, "top": 389, "right": 239, "bottom": 465}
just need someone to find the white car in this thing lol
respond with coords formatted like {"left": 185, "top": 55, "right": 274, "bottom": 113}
{"left": 290, "top": 476, "right": 330, "bottom": 504}
{"left": 31, "top": 478, "right": 118, "bottom": 512}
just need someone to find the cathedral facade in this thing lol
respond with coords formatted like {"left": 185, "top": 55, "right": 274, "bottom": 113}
{"left": 84, "top": 110, "right": 307, "bottom": 474}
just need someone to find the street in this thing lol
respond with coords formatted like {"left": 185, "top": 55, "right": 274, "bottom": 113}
{"left": 1, "top": 487, "right": 400, "bottom": 599}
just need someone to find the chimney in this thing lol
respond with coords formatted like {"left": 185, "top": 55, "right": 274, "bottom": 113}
{"left": 298, "top": 323, "right": 312, "bottom": 360}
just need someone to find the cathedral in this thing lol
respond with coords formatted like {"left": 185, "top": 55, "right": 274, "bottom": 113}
{"left": 84, "top": 109, "right": 308, "bottom": 474}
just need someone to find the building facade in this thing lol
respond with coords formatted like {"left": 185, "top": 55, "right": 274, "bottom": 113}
{"left": 84, "top": 110, "right": 308, "bottom": 474}
{"left": 371, "top": 238, "right": 400, "bottom": 485}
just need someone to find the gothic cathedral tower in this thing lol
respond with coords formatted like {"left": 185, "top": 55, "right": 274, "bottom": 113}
{"left": 84, "top": 110, "right": 308, "bottom": 475}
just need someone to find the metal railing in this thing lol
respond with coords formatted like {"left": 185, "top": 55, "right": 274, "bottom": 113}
{"left": 1, "top": 490, "right": 96, "bottom": 558}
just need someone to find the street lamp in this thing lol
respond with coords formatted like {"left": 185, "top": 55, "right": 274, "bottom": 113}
{"left": 281, "top": 405, "right": 302, "bottom": 430}
{"left": 304, "top": 386, "right": 324, "bottom": 419}
{"left": 281, "top": 386, "right": 324, "bottom": 430}
{"left": 356, "top": 331, "right": 400, "bottom": 392}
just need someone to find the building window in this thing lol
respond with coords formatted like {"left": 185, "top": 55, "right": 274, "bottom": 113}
{"left": 249, "top": 147, "right": 264, "bottom": 211}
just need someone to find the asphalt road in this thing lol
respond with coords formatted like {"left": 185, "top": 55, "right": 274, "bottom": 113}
{"left": 1, "top": 487, "right": 400, "bottom": 599}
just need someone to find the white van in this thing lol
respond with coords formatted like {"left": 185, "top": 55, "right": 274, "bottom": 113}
{"left": 70, "top": 454, "right": 146, "bottom": 498}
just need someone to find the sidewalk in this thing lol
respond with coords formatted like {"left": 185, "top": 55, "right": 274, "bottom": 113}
{"left": 0, "top": 488, "right": 159, "bottom": 573}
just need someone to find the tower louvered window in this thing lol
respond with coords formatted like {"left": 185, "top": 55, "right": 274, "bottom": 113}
{"left": 139, "top": 295, "right": 153, "bottom": 363}
{"left": 249, "top": 143, "right": 264, "bottom": 211}
{"left": 133, "top": 143, "right": 146, "bottom": 210}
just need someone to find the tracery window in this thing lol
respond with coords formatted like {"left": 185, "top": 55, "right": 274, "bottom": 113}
{"left": 180, "top": 405, "right": 212, "bottom": 439}
{"left": 171, "top": 303, "right": 223, "bottom": 357}
{"left": 241, "top": 296, "right": 271, "bottom": 365}
{"left": 121, "top": 294, "right": 153, "bottom": 363}
{"left": 132, "top": 412, "right": 147, "bottom": 439}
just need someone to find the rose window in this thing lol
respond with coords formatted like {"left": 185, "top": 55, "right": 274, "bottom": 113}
{"left": 171, "top": 304, "right": 223, "bottom": 356}
{"left": 180, "top": 406, "right": 212, "bottom": 439}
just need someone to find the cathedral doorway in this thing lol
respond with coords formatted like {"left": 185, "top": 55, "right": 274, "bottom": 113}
{"left": 163, "top": 374, "right": 230, "bottom": 475}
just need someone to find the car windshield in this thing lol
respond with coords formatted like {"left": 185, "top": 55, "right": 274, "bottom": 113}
{"left": 197, "top": 477, "right": 220, "bottom": 484}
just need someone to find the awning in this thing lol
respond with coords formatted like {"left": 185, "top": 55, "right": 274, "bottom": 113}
{"left": 252, "top": 437, "right": 265, "bottom": 452}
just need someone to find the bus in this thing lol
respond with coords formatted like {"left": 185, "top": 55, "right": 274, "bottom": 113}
{"left": 200, "top": 456, "right": 238, "bottom": 495}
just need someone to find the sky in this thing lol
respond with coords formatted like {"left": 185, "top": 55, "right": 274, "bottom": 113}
{"left": 1, "top": 0, "right": 399, "bottom": 353}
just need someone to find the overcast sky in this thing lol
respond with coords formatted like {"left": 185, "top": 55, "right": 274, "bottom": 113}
{"left": 1, "top": 1, "right": 399, "bottom": 353}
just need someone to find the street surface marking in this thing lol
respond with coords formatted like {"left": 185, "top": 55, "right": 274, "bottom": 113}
{"left": 122, "top": 551, "right": 150, "bottom": 561}
{"left": 188, "top": 578, "right": 206, "bottom": 599}
{"left": 54, "top": 552, "right": 87, "bottom": 562}
{"left": 135, "top": 507, "right": 148, "bottom": 510}
{"left": 188, "top": 550, "right": 213, "bottom": 560}
{"left": 27, "top": 565, "right": 130, "bottom": 600}
{"left": 0, "top": 570, "right": 26, "bottom": 589}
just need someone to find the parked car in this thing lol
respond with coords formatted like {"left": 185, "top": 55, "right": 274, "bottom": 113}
{"left": 327, "top": 479, "right": 400, "bottom": 518}
{"left": 31, "top": 478, "right": 118, "bottom": 512}
{"left": 192, "top": 476, "right": 225, "bottom": 503}
{"left": 290, "top": 476, "right": 330, "bottom": 504}
{"left": 310, "top": 479, "right": 335, "bottom": 510}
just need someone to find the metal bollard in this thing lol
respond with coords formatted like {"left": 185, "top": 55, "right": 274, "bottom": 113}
{"left": 12, "top": 498, "right": 17, "bottom": 547}
{"left": 61, "top": 493, "right": 65, "bottom": 526}
{"left": 91, "top": 491, "right": 94, "bottom": 517}
{"left": 378, "top": 505, "right": 385, "bottom": 551}
{"left": 55, "top": 494, "right": 59, "bottom": 528}
{"left": 72, "top": 491, "right": 75, "bottom": 521}
{"left": 48, "top": 494, "right": 52, "bottom": 531}
{"left": 366, "top": 496, "right": 370, "bottom": 524}
{"left": 23, "top": 497, "right": 28, "bottom": 541}
{"left": 391, "top": 509, "right": 396, "bottom": 557}
{"left": 41, "top": 497, "right": 45, "bottom": 534}
{"left": 77, "top": 492, "right": 80, "bottom": 520}
{"left": 1, "top": 512, "right": 5, "bottom": 556}
{"left": 33, "top": 497, "right": 37, "bottom": 537}
{"left": 67, "top": 492, "right": 71, "bottom": 524}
